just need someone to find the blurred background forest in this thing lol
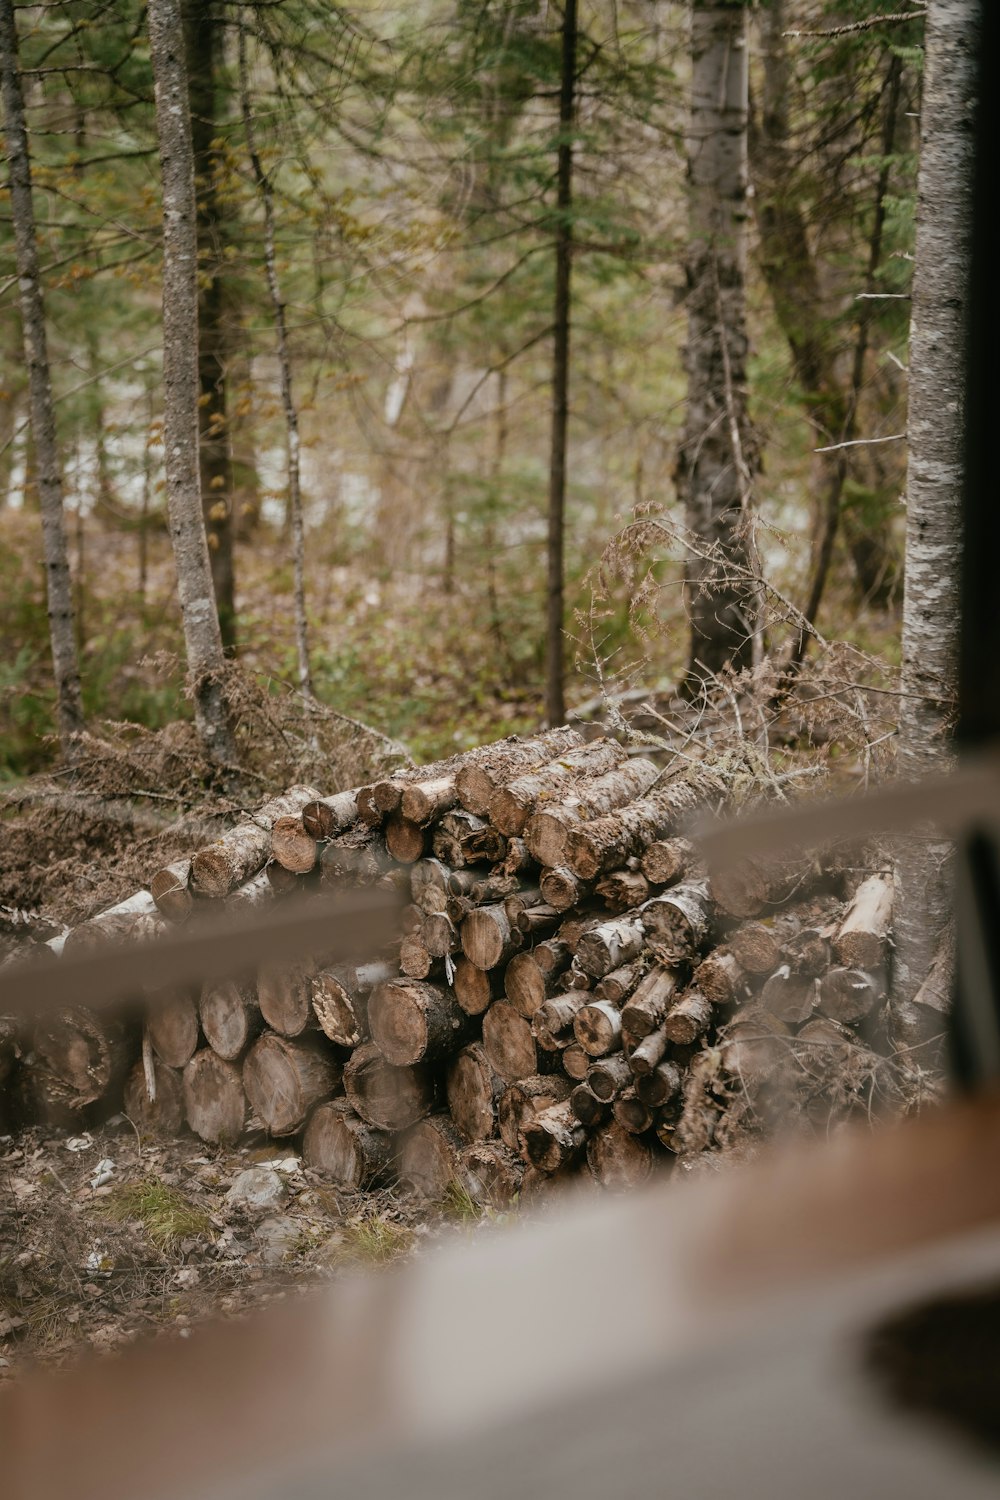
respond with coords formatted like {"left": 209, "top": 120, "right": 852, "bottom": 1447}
{"left": 1, "top": 0, "right": 921, "bottom": 775}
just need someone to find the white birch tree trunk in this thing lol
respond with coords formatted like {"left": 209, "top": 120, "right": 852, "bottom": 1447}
{"left": 147, "top": 0, "right": 235, "bottom": 764}
{"left": 892, "top": 0, "right": 979, "bottom": 1014}
{"left": 678, "top": 0, "right": 758, "bottom": 692}
{"left": 0, "top": 0, "right": 83, "bottom": 752}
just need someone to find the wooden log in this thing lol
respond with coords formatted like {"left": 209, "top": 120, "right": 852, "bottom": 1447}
{"left": 539, "top": 866, "right": 589, "bottom": 911}
{"left": 560, "top": 1041, "right": 591, "bottom": 1081}
{"left": 224, "top": 869, "right": 273, "bottom": 910}
{"left": 569, "top": 1083, "right": 609, "bottom": 1128}
{"left": 63, "top": 890, "right": 160, "bottom": 952}
{"left": 301, "top": 789, "right": 359, "bottom": 840}
{"left": 795, "top": 1016, "right": 857, "bottom": 1082}
{"left": 627, "top": 1023, "right": 669, "bottom": 1077}
{"left": 575, "top": 914, "right": 646, "bottom": 979}
{"left": 612, "top": 1089, "right": 656, "bottom": 1135}
{"left": 502, "top": 885, "right": 544, "bottom": 923}
{"left": 410, "top": 858, "right": 453, "bottom": 913}
{"left": 573, "top": 998, "right": 623, "bottom": 1057}
{"left": 191, "top": 786, "right": 321, "bottom": 897}
{"left": 199, "top": 978, "right": 262, "bottom": 1061}
{"left": 586, "top": 1051, "right": 633, "bottom": 1102}
{"left": 399, "top": 1114, "right": 469, "bottom": 1198}
{"left": 270, "top": 815, "right": 318, "bottom": 875}
{"left": 432, "top": 810, "right": 505, "bottom": 867}
{"left": 319, "top": 826, "right": 388, "bottom": 886}
{"left": 565, "top": 794, "right": 684, "bottom": 882}
{"left": 524, "top": 757, "right": 660, "bottom": 868}
{"left": 384, "top": 811, "right": 427, "bottom": 864}
{"left": 621, "top": 966, "right": 680, "bottom": 1037}
{"left": 726, "top": 920, "right": 785, "bottom": 975}
{"left": 343, "top": 1042, "right": 435, "bottom": 1131}
{"left": 31, "top": 1007, "right": 132, "bottom": 1110}
{"left": 311, "top": 960, "right": 393, "bottom": 1047}
{"left": 817, "top": 966, "right": 883, "bottom": 1025}
{"left": 483, "top": 1001, "right": 555, "bottom": 1082}
{"left": 783, "top": 923, "right": 833, "bottom": 977}
{"left": 460, "top": 1141, "right": 526, "bottom": 1207}
{"left": 587, "top": 1120, "right": 654, "bottom": 1189}
{"left": 183, "top": 1049, "right": 248, "bottom": 1144}
{"left": 594, "top": 960, "right": 645, "bottom": 1005}
{"left": 258, "top": 962, "right": 315, "bottom": 1038}
{"left": 149, "top": 858, "right": 193, "bottom": 922}
{"left": 488, "top": 738, "right": 626, "bottom": 836}
{"left": 422, "top": 912, "right": 460, "bottom": 958}
{"left": 640, "top": 883, "right": 711, "bottom": 961}
{"left": 634, "top": 1058, "right": 682, "bottom": 1108}
{"left": 147, "top": 987, "right": 200, "bottom": 1069}
{"left": 497, "top": 1074, "right": 573, "bottom": 1151}
{"left": 561, "top": 958, "right": 593, "bottom": 990}
{"left": 461, "top": 903, "right": 522, "bottom": 971}
{"left": 446, "top": 1042, "right": 506, "bottom": 1143}
{"left": 640, "top": 837, "right": 695, "bottom": 887}
{"left": 302, "top": 1099, "right": 393, "bottom": 1190}
{"left": 662, "top": 988, "right": 714, "bottom": 1045}
{"left": 718, "top": 1010, "right": 792, "bottom": 1085}
{"left": 449, "top": 955, "right": 499, "bottom": 1017}
{"left": 535, "top": 991, "right": 588, "bottom": 1038}
{"left": 759, "top": 965, "right": 817, "bottom": 1025}
{"left": 833, "top": 874, "right": 893, "bottom": 970}
{"left": 503, "top": 950, "right": 557, "bottom": 1016}
{"left": 595, "top": 869, "right": 651, "bottom": 913}
{"left": 265, "top": 860, "right": 301, "bottom": 895}
{"left": 501, "top": 836, "right": 534, "bottom": 876}
{"left": 398, "top": 935, "right": 436, "bottom": 979}
{"left": 454, "top": 727, "right": 584, "bottom": 814}
{"left": 368, "top": 978, "right": 474, "bottom": 1067}
{"left": 123, "top": 1056, "right": 185, "bottom": 1136}
{"left": 520, "top": 1099, "right": 586, "bottom": 1172}
{"left": 693, "top": 949, "right": 743, "bottom": 1008}
{"left": 243, "top": 1033, "right": 341, "bottom": 1137}
{"left": 401, "top": 775, "right": 459, "bottom": 826}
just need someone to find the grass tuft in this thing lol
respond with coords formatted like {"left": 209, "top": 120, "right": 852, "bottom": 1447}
{"left": 102, "top": 1178, "right": 213, "bottom": 1249}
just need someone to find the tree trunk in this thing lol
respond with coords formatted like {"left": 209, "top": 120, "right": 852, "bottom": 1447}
{"left": 678, "top": 0, "right": 758, "bottom": 691}
{"left": 892, "top": 0, "right": 976, "bottom": 1012}
{"left": 238, "top": 26, "right": 312, "bottom": 698}
{"left": 303, "top": 1100, "right": 393, "bottom": 1190}
{"left": 147, "top": 0, "right": 235, "bottom": 763}
{"left": 0, "top": 0, "right": 83, "bottom": 751}
{"left": 545, "top": 0, "right": 576, "bottom": 727}
{"left": 184, "top": 0, "right": 236, "bottom": 652}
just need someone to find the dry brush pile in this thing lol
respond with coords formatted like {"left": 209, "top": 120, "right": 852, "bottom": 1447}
{"left": 0, "top": 728, "right": 922, "bottom": 1203}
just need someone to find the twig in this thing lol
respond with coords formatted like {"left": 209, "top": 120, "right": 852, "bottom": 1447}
{"left": 814, "top": 433, "right": 905, "bottom": 453}
{"left": 784, "top": 11, "right": 926, "bottom": 41}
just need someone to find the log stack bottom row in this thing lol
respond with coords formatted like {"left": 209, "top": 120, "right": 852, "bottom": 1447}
{"left": 1, "top": 727, "right": 913, "bottom": 1202}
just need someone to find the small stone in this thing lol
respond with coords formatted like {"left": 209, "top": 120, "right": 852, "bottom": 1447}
{"left": 225, "top": 1166, "right": 288, "bottom": 1211}
{"left": 255, "top": 1216, "right": 301, "bottom": 1266}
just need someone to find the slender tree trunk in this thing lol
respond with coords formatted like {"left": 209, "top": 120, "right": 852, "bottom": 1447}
{"left": 545, "top": 0, "right": 576, "bottom": 728}
{"left": 891, "top": 0, "right": 978, "bottom": 1010}
{"left": 147, "top": 0, "right": 235, "bottom": 764}
{"left": 0, "top": 0, "right": 84, "bottom": 752}
{"left": 238, "top": 24, "right": 313, "bottom": 699}
{"left": 184, "top": 0, "right": 236, "bottom": 652}
{"left": 678, "top": 0, "right": 758, "bottom": 692}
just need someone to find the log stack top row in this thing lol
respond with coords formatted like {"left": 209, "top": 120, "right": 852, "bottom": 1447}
{"left": 1, "top": 726, "right": 902, "bottom": 1202}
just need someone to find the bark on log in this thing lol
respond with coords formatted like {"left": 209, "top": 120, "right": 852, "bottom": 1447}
{"left": 461, "top": 904, "right": 522, "bottom": 970}
{"left": 368, "top": 978, "right": 474, "bottom": 1066}
{"left": 573, "top": 999, "right": 623, "bottom": 1057}
{"left": 63, "top": 890, "right": 160, "bottom": 952}
{"left": 482, "top": 1001, "right": 555, "bottom": 1082}
{"left": 501, "top": 837, "right": 534, "bottom": 877}
{"left": 693, "top": 949, "right": 743, "bottom": 1007}
{"left": 627, "top": 1023, "right": 670, "bottom": 1077}
{"left": 199, "top": 978, "right": 261, "bottom": 1060}
{"left": 575, "top": 914, "right": 646, "bottom": 979}
{"left": 311, "top": 960, "right": 393, "bottom": 1047}
{"left": 621, "top": 967, "right": 680, "bottom": 1037}
{"left": 760, "top": 965, "right": 817, "bottom": 1025}
{"left": 594, "top": 961, "right": 645, "bottom": 1005}
{"left": 634, "top": 1059, "right": 682, "bottom": 1108}
{"left": 662, "top": 988, "right": 713, "bottom": 1045}
{"left": 183, "top": 1048, "right": 247, "bottom": 1143}
{"left": 432, "top": 810, "right": 505, "bottom": 866}
{"left": 817, "top": 966, "right": 882, "bottom": 1025}
{"left": 401, "top": 775, "right": 458, "bottom": 826}
{"left": 586, "top": 1119, "right": 654, "bottom": 1189}
{"left": 460, "top": 1141, "right": 526, "bottom": 1206}
{"left": 302, "top": 1099, "right": 393, "bottom": 1190}
{"left": 524, "top": 757, "right": 660, "bottom": 868}
{"left": 497, "top": 1074, "right": 572, "bottom": 1151}
{"left": 123, "top": 1056, "right": 185, "bottom": 1135}
{"left": 149, "top": 859, "right": 193, "bottom": 923}
{"left": 191, "top": 786, "right": 321, "bottom": 897}
{"left": 709, "top": 854, "right": 813, "bottom": 920}
{"left": 586, "top": 1051, "right": 633, "bottom": 1102}
{"left": 225, "top": 870, "right": 273, "bottom": 911}
{"left": 270, "top": 815, "right": 318, "bottom": 875}
{"left": 534, "top": 991, "right": 588, "bottom": 1037}
{"left": 640, "top": 883, "right": 711, "bottom": 961}
{"left": 640, "top": 837, "right": 695, "bottom": 887}
{"left": 514, "top": 905, "right": 561, "bottom": 940}
{"left": 399, "top": 1114, "right": 468, "bottom": 1198}
{"left": 258, "top": 962, "right": 315, "bottom": 1038}
{"left": 243, "top": 1032, "right": 341, "bottom": 1137}
{"left": 147, "top": 987, "right": 200, "bottom": 1069}
{"left": 454, "top": 727, "right": 583, "bottom": 814}
{"left": 446, "top": 1042, "right": 506, "bottom": 1143}
{"left": 520, "top": 1099, "right": 586, "bottom": 1172}
{"left": 489, "top": 738, "right": 626, "bottom": 835}
{"left": 833, "top": 874, "right": 893, "bottom": 970}
{"left": 319, "top": 827, "right": 388, "bottom": 886}
{"left": 301, "top": 790, "right": 359, "bottom": 840}
{"left": 595, "top": 868, "right": 651, "bottom": 912}
{"left": 343, "top": 1041, "right": 435, "bottom": 1131}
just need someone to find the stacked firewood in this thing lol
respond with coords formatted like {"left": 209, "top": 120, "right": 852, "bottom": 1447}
{"left": 0, "top": 729, "right": 899, "bottom": 1199}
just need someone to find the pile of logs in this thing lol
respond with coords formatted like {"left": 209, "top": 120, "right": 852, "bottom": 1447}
{"left": 0, "top": 728, "right": 902, "bottom": 1199}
